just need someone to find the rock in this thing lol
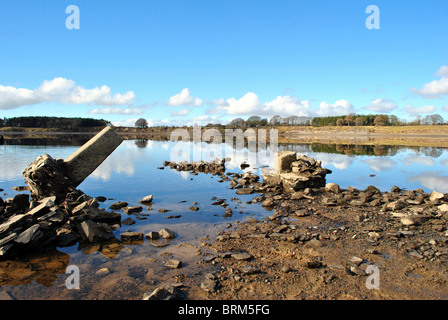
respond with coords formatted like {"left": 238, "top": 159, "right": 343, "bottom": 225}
{"left": 348, "top": 256, "right": 364, "bottom": 266}
{"left": 85, "top": 208, "right": 121, "bottom": 224}
{"left": 158, "top": 209, "right": 171, "bottom": 213}
{"left": 387, "top": 199, "right": 407, "bottom": 211}
{"left": 325, "top": 183, "right": 340, "bottom": 194}
{"left": 109, "top": 201, "right": 128, "bottom": 210}
{"left": 120, "top": 231, "right": 144, "bottom": 241}
{"left": 281, "top": 265, "right": 291, "bottom": 273}
{"left": 10, "top": 194, "right": 30, "bottom": 213}
{"left": 261, "top": 198, "right": 274, "bottom": 207}
{"left": 201, "top": 278, "right": 218, "bottom": 293}
{"left": 391, "top": 185, "right": 401, "bottom": 193}
{"left": 80, "top": 220, "right": 115, "bottom": 243}
{"left": 231, "top": 252, "right": 253, "bottom": 261}
{"left": 95, "top": 268, "right": 110, "bottom": 276}
{"left": 305, "top": 261, "right": 323, "bottom": 269}
{"left": 139, "top": 195, "right": 154, "bottom": 204}
{"left": 122, "top": 206, "right": 143, "bottom": 214}
{"left": 365, "top": 185, "right": 381, "bottom": 194}
{"left": 401, "top": 217, "right": 415, "bottom": 226}
{"left": 189, "top": 206, "right": 199, "bottom": 211}
{"left": 165, "top": 259, "right": 182, "bottom": 269}
{"left": 275, "top": 151, "right": 297, "bottom": 173}
{"left": 121, "top": 217, "right": 136, "bottom": 225}
{"left": 242, "top": 265, "right": 260, "bottom": 275}
{"left": 223, "top": 207, "right": 233, "bottom": 217}
{"left": 429, "top": 191, "right": 444, "bottom": 202}
{"left": 438, "top": 204, "right": 448, "bottom": 213}
{"left": 143, "top": 284, "right": 180, "bottom": 300}
{"left": 165, "top": 215, "right": 181, "bottom": 219}
{"left": 235, "top": 187, "right": 254, "bottom": 195}
{"left": 159, "top": 228, "right": 176, "bottom": 239}
{"left": 145, "top": 231, "right": 160, "bottom": 240}
{"left": 349, "top": 266, "right": 366, "bottom": 276}
{"left": 408, "top": 251, "right": 423, "bottom": 260}
{"left": 14, "top": 224, "right": 41, "bottom": 245}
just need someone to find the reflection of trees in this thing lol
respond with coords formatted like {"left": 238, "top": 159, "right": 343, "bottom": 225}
{"left": 422, "top": 147, "right": 443, "bottom": 158}
{"left": 373, "top": 145, "right": 388, "bottom": 156}
{"left": 307, "top": 144, "right": 446, "bottom": 158}
{"left": 135, "top": 139, "right": 148, "bottom": 148}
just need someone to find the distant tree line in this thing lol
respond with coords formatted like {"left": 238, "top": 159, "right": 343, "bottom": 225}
{"left": 0, "top": 116, "right": 109, "bottom": 129}
{"left": 201, "top": 113, "right": 446, "bottom": 128}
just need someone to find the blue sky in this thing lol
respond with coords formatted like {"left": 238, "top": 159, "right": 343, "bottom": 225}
{"left": 0, "top": 0, "right": 447, "bottom": 126}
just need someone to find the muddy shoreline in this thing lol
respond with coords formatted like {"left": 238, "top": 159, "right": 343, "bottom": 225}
{"left": 1, "top": 155, "right": 448, "bottom": 300}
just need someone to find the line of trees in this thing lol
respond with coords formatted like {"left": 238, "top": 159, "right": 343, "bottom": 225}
{"left": 213, "top": 113, "right": 446, "bottom": 129}
{"left": 0, "top": 116, "right": 109, "bottom": 129}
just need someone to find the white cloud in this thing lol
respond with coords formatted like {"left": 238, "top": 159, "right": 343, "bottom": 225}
{"left": 214, "top": 92, "right": 354, "bottom": 118}
{"left": 219, "top": 92, "right": 262, "bottom": 115}
{"left": 111, "top": 118, "right": 170, "bottom": 127}
{"left": 314, "top": 99, "right": 354, "bottom": 117}
{"left": 435, "top": 65, "right": 448, "bottom": 77}
{"left": 171, "top": 108, "right": 191, "bottom": 117}
{"left": 0, "top": 77, "right": 135, "bottom": 109}
{"left": 167, "top": 88, "right": 203, "bottom": 107}
{"left": 403, "top": 104, "right": 436, "bottom": 115}
{"left": 411, "top": 66, "right": 448, "bottom": 98}
{"left": 216, "top": 92, "right": 311, "bottom": 117}
{"left": 89, "top": 107, "right": 144, "bottom": 115}
{"left": 263, "top": 95, "right": 311, "bottom": 117}
{"left": 365, "top": 98, "right": 398, "bottom": 113}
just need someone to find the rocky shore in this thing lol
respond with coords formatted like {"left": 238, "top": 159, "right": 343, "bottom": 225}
{"left": 159, "top": 151, "right": 448, "bottom": 300}
{"left": 1, "top": 149, "right": 448, "bottom": 300}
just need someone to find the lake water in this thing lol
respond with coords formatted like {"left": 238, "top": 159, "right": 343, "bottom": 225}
{"left": 0, "top": 136, "right": 448, "bottom": 299}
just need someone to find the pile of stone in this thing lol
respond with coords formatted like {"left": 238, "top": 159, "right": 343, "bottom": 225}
{"left": 0, "top": 189, "right": 122, "bottom": 259}
{"left": 1, "top": 126, "right": 124, "bottom": 260}
{"left": 163, "top": 159, "right": 226, "bottom": 175}
{"left": 262, "top": 151, "right": 332, "bottom": 193}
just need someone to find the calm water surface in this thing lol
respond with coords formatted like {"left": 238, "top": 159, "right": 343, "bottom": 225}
{"left": 0, "top": 137, "right": 447, "bottom": 299}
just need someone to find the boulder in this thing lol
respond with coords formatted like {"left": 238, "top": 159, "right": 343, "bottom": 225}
{"left": 275, "top": 151, "right": 297, "bottom": 173}
{"left": 325, "top": 183, "right": 340, "bottom": 194}
{"left": 430, "top": 191, "right": 445, "bottom": 202}
{"left": 80, "top": 220, "right": 115, "bottom": 243}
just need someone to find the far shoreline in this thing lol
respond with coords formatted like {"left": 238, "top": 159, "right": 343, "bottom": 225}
{"left": 2, "top": 125, "right": 448, "bottom": 148}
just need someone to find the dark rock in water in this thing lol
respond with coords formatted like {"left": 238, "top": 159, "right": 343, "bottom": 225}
{"left": 121, "top": 217, "right": 136, "bottom": 225}
{"left": 80, "top": 220, "right": 115, "bottom": 243}
{"left": 120, "top": 231, "right": 144, "bottom": 241}
{"left": 109, "top": 201, "right": 128, "bottom": 210}
{"left": 122, "top": 206, "right": 143, "bottom": 214}
{"left": 240, "top": 162, "right": 250, "bottom": 169}
{"left": 223, "top": 207, "right": 233, "bottom": 217}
